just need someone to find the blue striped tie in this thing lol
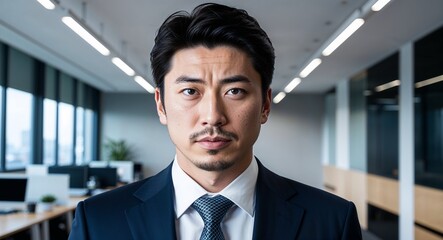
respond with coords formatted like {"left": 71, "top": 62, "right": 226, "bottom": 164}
{"left": 192, "top": 195, "right": 234, "bottom": 240}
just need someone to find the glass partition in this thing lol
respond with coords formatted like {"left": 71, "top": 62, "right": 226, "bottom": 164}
{"left": 414, "top": 25, "right": 443, "bottom": 190}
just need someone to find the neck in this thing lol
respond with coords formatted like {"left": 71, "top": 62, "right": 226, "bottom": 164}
{"left": 176, "top": 154, "right": 252, "bottom": 193}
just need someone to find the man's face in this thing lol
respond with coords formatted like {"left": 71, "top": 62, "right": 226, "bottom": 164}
{"left": 155, "top": 45, "right": 271, "bottom": 174}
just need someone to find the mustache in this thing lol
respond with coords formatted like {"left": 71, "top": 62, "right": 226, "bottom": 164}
{"left": 189, "top": 127, "right": 238, "bottom": 141}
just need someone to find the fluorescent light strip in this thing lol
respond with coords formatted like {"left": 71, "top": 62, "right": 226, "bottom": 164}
{"left": 273, "top": 92, "right": 286, "bottom": 104}
{"left": 36, "top": 0, "right": 56, "bottom": 10}
{"left": 300, "top": 58, "right": 322, "bottom": 78}
{"left": 134, "top": 76, "right": 155, "bottom": 93}
{"left": 112, "top": 57, "right": 135, "bottom": 76}
{"left": 62, "top": 16, "right": 110, "bottom": 56}
{"left": 375, "top": 79, "right": 400, "bottom": 92}
{"left": 371, "top": 0, "right": 391, "bottom": 11}
{"left": 284, "top": 78, "right": 301, "bottom": 93}
{"left": 322, "top": 18, "right": 365, "bottom": 56}
{"left": 415, "top": 74, "right": 443, "bottom": 88}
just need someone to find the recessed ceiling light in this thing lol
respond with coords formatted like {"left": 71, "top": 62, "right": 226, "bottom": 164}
{"left": 371, "top": 0, "right": 391, "bottom": 11}
{"left": 322, "top": 18, "right": 364, "bottom": 56}
{"left": 62, "top": 15, "right": 110, "bottom": 56}
{"left": 299, "top": 58, "right": 322, "bottom": 78}
{"left": 36, "top": 0, "right": 56, "bottom": 10}
{"left": 112, "top": 57, "right": 135, "bottom": 76}
{"left": 273, "top": 92, "right": 286, "bottom": 104}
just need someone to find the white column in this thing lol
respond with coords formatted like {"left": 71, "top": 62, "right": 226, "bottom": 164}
{"left": 399, "top": 42, "right": 414, "bottom": 240}
{"left": 322, "top": 110, "right": 329, "bottom": 165}
{"left": 336, "top": 79, "right": 350, "bottom": 169}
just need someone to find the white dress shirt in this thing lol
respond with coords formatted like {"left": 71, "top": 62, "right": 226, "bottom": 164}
{"left": 172, "top": 156, "right": 258, "bottom": 240}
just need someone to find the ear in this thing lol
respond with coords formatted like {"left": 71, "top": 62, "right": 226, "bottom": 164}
{"left": 260, "top": 88, "right": 272, "bottom": 124}
{"left": 155, "top": 88, "right": 167, "bottom": 125}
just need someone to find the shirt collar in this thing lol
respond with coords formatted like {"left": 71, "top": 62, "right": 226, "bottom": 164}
{"left": 172, "top": 156, "right": 258, "bottom": 219}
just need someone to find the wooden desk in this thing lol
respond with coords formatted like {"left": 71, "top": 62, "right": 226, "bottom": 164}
{"left": 0, "top": 198, "right": 83, "bottom": 240}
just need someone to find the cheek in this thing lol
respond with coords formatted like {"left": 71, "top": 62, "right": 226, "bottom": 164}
{"left": 165, "top": 103, "right": 198, "bottom": 129}
{"left": 234, "top": 104, "right": 263, "bottom": 131}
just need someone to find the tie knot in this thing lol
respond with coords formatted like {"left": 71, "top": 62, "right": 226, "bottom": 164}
{"left": 192, "top": 195, "right": 234, "bottom": 240}
{"left": 192, "top": 195, "right": 234, "bottom": 223}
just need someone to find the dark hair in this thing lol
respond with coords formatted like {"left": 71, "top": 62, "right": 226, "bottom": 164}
{"left": 150, "top": 3, "right": 275, "bottom": 103}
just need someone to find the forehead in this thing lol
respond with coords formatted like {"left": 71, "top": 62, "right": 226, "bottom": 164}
{"left": 166, "top": 45, "right": 258, "bottom": 79}
{"left": 172, "top": 45, "right": 247, "bottom": 62}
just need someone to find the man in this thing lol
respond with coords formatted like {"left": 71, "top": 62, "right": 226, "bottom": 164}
{"left": 69, "top": 3, "right": 362, "bottom": 240}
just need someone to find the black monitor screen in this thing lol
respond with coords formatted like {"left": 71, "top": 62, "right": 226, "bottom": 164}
{"left": 48, "top": 166, "right": 88, "bottom": 188}
{"left": 0, "top": 178, "right": 28, "bottom": 201}
{"left": 88, "top": 167, "right": 118, "bottom": 188}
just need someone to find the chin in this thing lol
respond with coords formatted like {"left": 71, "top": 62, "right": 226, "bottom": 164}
{"left": 195, "top": 160, "right": 234, "bottom": 172}
{"left": 193, "top": 153, "right": 235, "bottom": 172}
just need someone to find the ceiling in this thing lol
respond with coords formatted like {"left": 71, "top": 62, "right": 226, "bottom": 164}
{"left": 0, "top": 0, "right": 443, "bottom": 95}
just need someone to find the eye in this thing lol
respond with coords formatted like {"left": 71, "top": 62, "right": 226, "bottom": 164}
{"left": 181, "top": 88, "right": 198, "bottom": 96}
{"left": 226, "top": 88, "right": 246, "bottom": 96}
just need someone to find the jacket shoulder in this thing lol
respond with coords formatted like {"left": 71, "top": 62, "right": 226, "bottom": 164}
{"left": 83, "top": 163, "right": 172, "bottom": 211}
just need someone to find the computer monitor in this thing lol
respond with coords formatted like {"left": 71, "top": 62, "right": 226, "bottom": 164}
{"left": 87, "top": 167, "right": 118, "bottom": 188}
{"left": 26, "top": 164, "right": 48, "bottom": 175}
{"left": 89, "top": 161, "right": 134, "bottom": 183}
{"left": 88, "top": 161, "right": 107, "bottom": 168}
{"left": 109, "top": 161, "right": 134, "bottom": 183}
{"left": 48, "top": 165, "right": 88, "bottom": 188}
{"left": 0, "top": 178, "right": 28, "bottom": 202}
{"left": 25, "top": 174, "right": 69, "bottom": 205}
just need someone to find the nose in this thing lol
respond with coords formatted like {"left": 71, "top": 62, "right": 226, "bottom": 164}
{"left": 200, "top": 93, "right": 227, "bottom": 127}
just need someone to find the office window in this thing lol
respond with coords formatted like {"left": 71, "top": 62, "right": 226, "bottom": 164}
{"left": 58, "top": 102, "right": 74, "bottom": 165}
{"left": 58, "top": 73, "right": 75, "bottom": 165}
{"left": 75, "top": 106, "right": 84, "bottom": 164}
{"left": 43, "top": 99, "right": 57, "bottom": 165}
{"left": 84, "top": 109, "right": 94, "bottom": 162}
{"left": 79, "top": 83, "right": 98, "bottom": 163}
{"left": 5, "top": 47, "right": 34, "bottom": 170}
{"left": 0, "top": 41, "right": 100, "bottom": 172}
{"left": 5, "top": 88, "right": 33, "bottom": 170}
{"left": 75, "top": 81, "right": 86, "bottom": 164}
{"left": 43, "top": 65, "right": 57, "bottom": 165}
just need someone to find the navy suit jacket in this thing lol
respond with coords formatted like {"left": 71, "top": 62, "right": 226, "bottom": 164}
{"left": 69, "top": 161, "right": 362, "bottom": 239}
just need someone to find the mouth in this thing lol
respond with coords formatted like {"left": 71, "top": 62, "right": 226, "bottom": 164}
{"left": 195, "top": 136, "right": 232, "bottom": 150}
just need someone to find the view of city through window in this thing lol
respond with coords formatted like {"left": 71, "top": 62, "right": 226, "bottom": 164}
{"left": 4, "top": 91, "right": 95, "bottom": 168}
{"left": 75, "top": 107, "right": 84, "bottom": 165}
{"left": 43, "top": 98, "right": 57, "bottom": 165}
{"left": 6, "top": 88, "right": 32, "bottom": 170}
{"left": 0, "top": 44, "right": 98, "bottom": 171}
{"left": 58, "top": 102, "right": 74, "bottom": 165}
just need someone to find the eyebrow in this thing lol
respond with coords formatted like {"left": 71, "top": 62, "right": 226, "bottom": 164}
{"left": 174, "top": 75, "right": 251, "bottom": 85}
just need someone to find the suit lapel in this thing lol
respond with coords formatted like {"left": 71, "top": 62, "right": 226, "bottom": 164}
{"left": 125, "top": 164, "right": 177, "bottom": 240}
{"left": 252, "top": 161, "right": 305, "bottom": 240}
{"left": 122, "top": 160, "right": 305, "bottom": 239}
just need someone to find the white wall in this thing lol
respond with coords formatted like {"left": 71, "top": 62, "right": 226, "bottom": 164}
{"left": 101, "top": 93, "right": 174, "bottom": 177}
{"left": 101, "top": 93, "right": 324, "bottom": 188}
{"left": 255, "top": 94, "right": 324, "bottom": 188}
{"left": 335, "top": 80, "right": 350, "bottom": 169}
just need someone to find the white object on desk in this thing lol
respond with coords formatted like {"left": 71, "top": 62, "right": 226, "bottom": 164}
{"left": 25, "top": 174, "right": 69, "bottom": 206}
{"left": 26, "top": 165, "right": 48, "bottom": 175}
